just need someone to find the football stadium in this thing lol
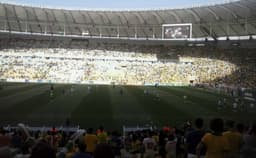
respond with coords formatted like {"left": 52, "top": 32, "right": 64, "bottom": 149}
{"left": 0, "top": 0, "right": 255, "bottom": 157}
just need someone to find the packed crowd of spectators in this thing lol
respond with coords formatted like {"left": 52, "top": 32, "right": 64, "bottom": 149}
{"left": 0, "top": 49, "right": 238, "bottom": 85}
{"left": 0, "top": 118, "right": 255, "bottom": 158}
{"left": 0, "top": 38, "right": 255, "bottom": 88}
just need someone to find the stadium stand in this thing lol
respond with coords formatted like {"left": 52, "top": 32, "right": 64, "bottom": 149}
{"left": 0, "top": 0, "right": 255, "bottom": 89}
{"left": 0, "top": 38, "right": 255, "bottom": 89}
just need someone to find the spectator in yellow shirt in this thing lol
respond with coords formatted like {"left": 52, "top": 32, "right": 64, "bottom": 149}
{"left": 84, "top": 128, "right": 98, "bottom": 155}
{"left": 197, "top": 118, "right": 230, "bottom": 158}
{"left": 223, "top": 120, "right": 243, "bottom": 158}
{"left": 97, "top": 126, "right": 108, "bottom": 144}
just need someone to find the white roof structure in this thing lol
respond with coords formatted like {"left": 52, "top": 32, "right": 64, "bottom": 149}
{"left": 0, "top": 0, "right": 255, "bottom": 39}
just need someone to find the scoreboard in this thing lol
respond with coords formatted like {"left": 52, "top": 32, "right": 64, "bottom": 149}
{"left": 162, "top": 23, "right": 192, "bottom": 39}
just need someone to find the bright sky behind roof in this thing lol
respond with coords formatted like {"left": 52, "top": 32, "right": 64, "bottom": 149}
{"left": 0, "top": 0, "right": 238, "bottom": 10}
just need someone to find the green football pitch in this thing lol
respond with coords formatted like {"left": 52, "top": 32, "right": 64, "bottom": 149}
{"left": 0, "top": 83, "right": 255, "bottom": 131}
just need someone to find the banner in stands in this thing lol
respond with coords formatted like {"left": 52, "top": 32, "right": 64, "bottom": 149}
{"left": 162, "top": 23, "right": 192, "bottom": 39}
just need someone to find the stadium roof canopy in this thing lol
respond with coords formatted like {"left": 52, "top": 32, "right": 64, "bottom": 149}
{"left": 0, "top": 0, "right": 255, "bottom": 40}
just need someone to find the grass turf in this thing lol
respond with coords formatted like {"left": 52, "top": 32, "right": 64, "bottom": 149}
{"left": 0, "top": 83, "right": 255, "bottom": 131}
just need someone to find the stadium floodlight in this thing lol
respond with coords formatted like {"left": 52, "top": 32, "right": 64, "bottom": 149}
{"left": 231, "top": 42, "right": 240, "bottom": 46}
{"left": 239, "top": 36, "right": 250, "bottom": 40}
{"left": 205, "top": 37, "right": 215, "bottom": 41}
{"left": 195, "top": 43, "right": 205, "bottom": 47}
{"left": 82, "top": 30, "right": 89, "bottom": 36}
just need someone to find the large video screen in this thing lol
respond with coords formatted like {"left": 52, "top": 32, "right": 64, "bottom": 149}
{"left": 162, "top": 24, "right": 192, "bottom": 39}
